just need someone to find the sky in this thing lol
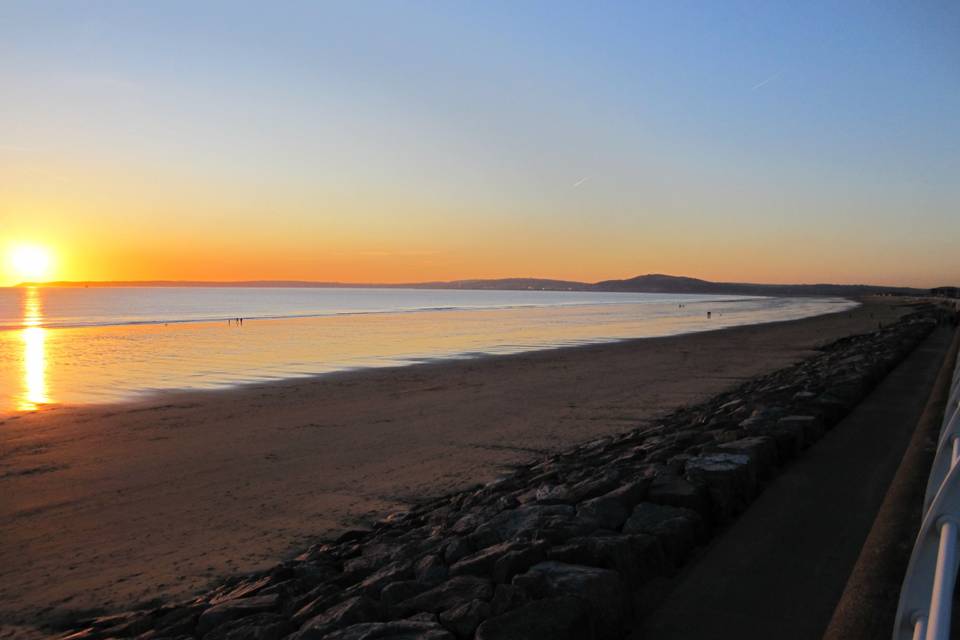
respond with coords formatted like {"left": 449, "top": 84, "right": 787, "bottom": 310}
{"left": 1, "top": 1, "right": 958, "bottom": 287}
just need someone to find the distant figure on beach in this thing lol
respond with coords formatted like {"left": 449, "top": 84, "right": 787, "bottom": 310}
{"left": 707, "top": 311, "right": 712, "bottom": 319}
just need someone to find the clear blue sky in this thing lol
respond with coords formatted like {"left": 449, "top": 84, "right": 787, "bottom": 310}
{"left": 1, "top": 1, "right": 958, "bottom": 286}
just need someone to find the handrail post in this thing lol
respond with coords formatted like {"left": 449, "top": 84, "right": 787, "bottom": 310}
{"left": 926, "top": 519, "right": 959, "bottom": 640}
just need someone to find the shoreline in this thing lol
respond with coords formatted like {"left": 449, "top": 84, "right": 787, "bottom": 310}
{"left": 3, "top": 297, "right": 858, "bottom": 419}
{"left": 0, "top": 291, "right": 777, "bottom": 333}
{"left": 0, "top": 298, "right": 914, "bottom": 633}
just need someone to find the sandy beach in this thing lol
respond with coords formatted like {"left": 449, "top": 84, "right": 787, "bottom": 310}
{"left": 0, "top": 299, "right": 910, "bottom": 634}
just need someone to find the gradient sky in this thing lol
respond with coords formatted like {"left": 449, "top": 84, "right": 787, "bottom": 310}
{"left": 1, "top": 1, "right": 958, "bottom": 287}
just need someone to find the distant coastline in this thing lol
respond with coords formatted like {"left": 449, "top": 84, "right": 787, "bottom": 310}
{"left": 14, "top": 273, "right": 937, "bottom": 298}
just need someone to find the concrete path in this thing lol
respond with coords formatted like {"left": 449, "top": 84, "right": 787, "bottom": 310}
{"left": 637, "top": 326, "right": 955, "bottom": 640}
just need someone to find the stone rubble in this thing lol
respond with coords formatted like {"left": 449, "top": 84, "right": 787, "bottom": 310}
{"left": 58, "top": 309, "right": 937, "bottom": 640}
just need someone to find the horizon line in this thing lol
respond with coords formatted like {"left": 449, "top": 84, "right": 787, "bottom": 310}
{"left": 8, "top": 273, "right": 951, "bottom": 292}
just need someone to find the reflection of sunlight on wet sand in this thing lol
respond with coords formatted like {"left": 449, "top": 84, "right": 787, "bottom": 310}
{"left": 19, "top": 287, "right": 49, "bottom": 410}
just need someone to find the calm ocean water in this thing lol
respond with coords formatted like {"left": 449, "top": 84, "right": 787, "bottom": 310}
{"left": 0, "top": 287, "right": 856, "bottom": 412}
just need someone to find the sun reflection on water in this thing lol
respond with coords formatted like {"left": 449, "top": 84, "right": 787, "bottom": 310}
{"left": 19, "top": 287, "right": 49, "bottom": 410}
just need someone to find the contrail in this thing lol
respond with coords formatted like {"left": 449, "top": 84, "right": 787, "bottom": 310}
{"left": 573, "top": 176, "right": 589, "bottom": 188}
{"left": 752, "top": 70, "right": 782, "bottom": 91}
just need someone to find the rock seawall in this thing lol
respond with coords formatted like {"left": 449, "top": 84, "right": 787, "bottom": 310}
{"left": 60, "top": 310, "right": 938, "bottom": 640}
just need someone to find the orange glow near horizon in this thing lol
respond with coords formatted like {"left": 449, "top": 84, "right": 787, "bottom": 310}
{"left": 0, "top": 212, "right": 954, "bottom": 289}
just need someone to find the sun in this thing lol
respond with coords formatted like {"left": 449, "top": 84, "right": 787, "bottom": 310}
{"left": 9, "top": 245, "right": 54, "bottom": 283}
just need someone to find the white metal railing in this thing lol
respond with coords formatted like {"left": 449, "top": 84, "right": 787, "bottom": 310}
{"left": 895, "top": 344, "right": 960, "bottom": 640}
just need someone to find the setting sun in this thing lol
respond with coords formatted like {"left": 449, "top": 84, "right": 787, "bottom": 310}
{"left": 8, "top": 245, "right": 54, "bottom": 283}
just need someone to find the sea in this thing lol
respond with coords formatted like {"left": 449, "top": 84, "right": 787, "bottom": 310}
{"left": 0, "top": 286, "right": 857, "bottom": 412}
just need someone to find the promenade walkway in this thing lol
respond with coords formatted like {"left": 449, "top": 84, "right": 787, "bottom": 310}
{"left": 637, "top": 326, "right": 956, "bottom": 640}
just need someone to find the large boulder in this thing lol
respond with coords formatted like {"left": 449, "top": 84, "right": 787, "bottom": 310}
{"left": 713, "top": 436, "right": 778, "bottom": 479}
{"left": 646, "top": 471, "right": 708, "bottom": 515}
{"left": 568, "top": 470, "right": 623, "bottom": 502}
{"left": 575, "top": 480, "right": 648, "bottom": 530}
{"left": 438, "top": 599, "right": 491, "bottom": 637}
{"left": 360, "top": 560, "right": 415, "bottom": 596}
{"left": 548, "top": 533, "right": 668, "bottom": 587}
{"left": 413, "top": 555, "right": 448, "bottom": 584}
{"left": 685, "top": 453, "right": 756, "bottom": 522}
{"left": 381, "top": 581, "right": 430, "bottom": 610}
{"left": 449, "top": 541, "right": 543, "bottom": 582}
{"left": 295, "top": 596, "right": 380, "bottom": 639}
{"left": 390, "top": 576, "right": 493, "bottom": 617}
{"left": 470, "top": 505, "right": 576, "bottom": 547}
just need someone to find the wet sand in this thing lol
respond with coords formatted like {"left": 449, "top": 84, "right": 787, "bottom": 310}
{"left": 0, "top": 298, "right": 909, "bottom": 634}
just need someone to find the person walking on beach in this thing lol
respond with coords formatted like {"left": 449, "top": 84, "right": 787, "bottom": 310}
{"left": 707, "top": 311, "right": 712, "bottom": 319}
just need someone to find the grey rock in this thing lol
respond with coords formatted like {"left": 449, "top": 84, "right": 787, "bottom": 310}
{"left": 534, "top": 484, "right": 574, "bottom": 504}
{"left": 209, "top": 577, "right": 273, "bottom": 605}
{"left": 491, "top": 544, "right": 546, "bottom": 584}
{"left": 204, "top": 613, "right": 290, "bottom": 640}
{"left": 567, "top": 470, "right": 621, "bottom": 502}
{"left": 197, "top": 595, "right": 280, "bottom": 634}
{"left": 746, "top": 419, "right": 805, "bottom": 461}
{"left": 512, "top": 562, "right": 625, "bottom": 638}
{"left": 471, "top": 505, "right": 575, "bottom": 547}
{"left": 344, "top": 543, "right": 406, "bottom": 580}
{"left": 488, "top": 584, "right": 528, "bottom": 616}
{"left": 321, "top": 620, "right": 454, "bottom": 639}
{"left": 438, "top": 599, "right": 491, "bottom": 637}
{"left": 647, "top": 472, "right": 708, "bottom": 515}
{"left": 392, "top": 576, "right": 493, "bottom": 617}
{"left": 406, "top": 612, "right": 439, "bottom": 623}
{"left": 291, "top": 584, "right": 344, "bottom": 626}
{"left": 623, "top": 503, "right": 703, "bottom": 564}
{"left": 475, "top": 595, "right": 591, "bottom": 640}
{"left": 413, "top": 554, "right": 448, "bottom": 584}
{"left": 547, "top": 534, "right": 668, "bottom": 587}
{"left": 576, "top": 494, "right": 629, "bottom": 530}
{"left": 296, "top": 596, "right": 380, "bottom": 640}
{"left": 449, "top": 541, "right": 545, "bottom": 583}
{"left": 360, "top": 560, "right": 414, "bottom": 596}
{"left": 685, "top": 453, "right": 757, "bottom": 522}
{"left": 578, "top": 478, "right": 648, "bottom": 522}
{"left": 381, "top": 581, "right": 430, "bottom": 610}
{"left": 715, "top": 436, "right": 778, "bottom": 478}
{"left": 442, "top": 537, "right": 473, "bottom": 565}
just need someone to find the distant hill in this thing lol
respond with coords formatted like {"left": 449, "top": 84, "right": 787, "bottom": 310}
{"left": 593, "top": 274, "right": 927, "bottom": 297}
{"left": 20, "top": 274, "right": 931, "bottom": 297}
{"left": 931, "top": 286, "right": 960, "bottom": 299}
